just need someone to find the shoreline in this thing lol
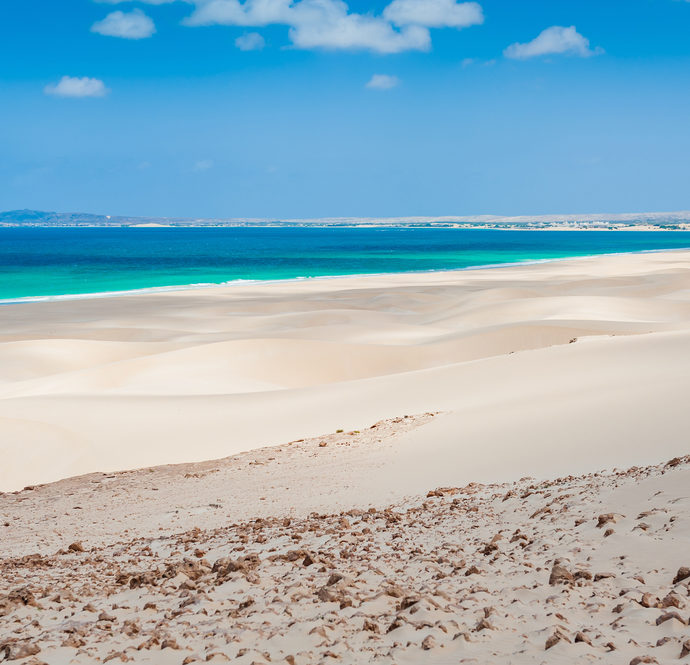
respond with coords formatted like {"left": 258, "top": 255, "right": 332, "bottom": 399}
{"left": 2, "top": 245, "right": 689, "bottom": 306}
{"left": 3, "top": 223, "right": 690, "bottom": 229}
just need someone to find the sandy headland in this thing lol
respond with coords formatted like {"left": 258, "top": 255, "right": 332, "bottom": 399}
{"left": 1, "top": 250, "right": 690, "bottom": 663}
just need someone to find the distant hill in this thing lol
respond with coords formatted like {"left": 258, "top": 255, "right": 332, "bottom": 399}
{"left": 1, "top": 209, "right": 690, "bottom": 229}
{"left": 0, "top": 209, "right": 182, "bottom": 226}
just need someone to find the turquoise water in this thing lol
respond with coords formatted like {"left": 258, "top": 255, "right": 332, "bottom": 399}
{"left": 1, "top": 227, "right": 689, "bottom": 302}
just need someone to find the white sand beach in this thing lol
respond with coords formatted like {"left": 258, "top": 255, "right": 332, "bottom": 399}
{"left": 1, "top": 250, "right": 690, "bottom": 664}
{"left": 1, "top": 250, "right": 689, "bottom": 493}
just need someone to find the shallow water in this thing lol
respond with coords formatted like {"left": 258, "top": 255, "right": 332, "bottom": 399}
{"left": 1, "top": 227, "right": 689, "bottom": 301}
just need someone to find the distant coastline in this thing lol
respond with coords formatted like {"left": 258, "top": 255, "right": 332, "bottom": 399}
{"left": 2, "top": 209, "right": 690, "bottom": 230}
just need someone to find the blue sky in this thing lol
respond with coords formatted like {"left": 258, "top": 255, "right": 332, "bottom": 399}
{"left": 2, "top": 0, "right": 690, "bottom": 218}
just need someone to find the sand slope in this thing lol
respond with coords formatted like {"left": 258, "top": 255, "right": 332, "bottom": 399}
{"left": 2, "top": 453, "right": 689, "bottom": 664}
{"left": 1, "top": 250, "right": 689, "bottom": 491}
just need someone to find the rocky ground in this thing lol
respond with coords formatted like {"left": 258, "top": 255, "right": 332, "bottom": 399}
{"left": 1, "top": 448, "right": 689, "bottom": 664}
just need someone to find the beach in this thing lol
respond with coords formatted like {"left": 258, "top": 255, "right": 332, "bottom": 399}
{"left": 1, "top": 249, "right": 689, "bottom": 493}
{"left": 2, "top": 249, "right": 690, "bottom": 663}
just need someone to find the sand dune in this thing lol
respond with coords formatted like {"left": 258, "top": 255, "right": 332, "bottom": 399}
{"left": 1, "top": 250, "right": 689, "bottom": 491}
{"left": 2, "top": 250, "right": 690, "bottom": 665}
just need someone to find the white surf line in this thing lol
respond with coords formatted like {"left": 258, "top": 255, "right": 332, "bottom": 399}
{"left": 0, "top": 246, "right": 688, "bottom": 306}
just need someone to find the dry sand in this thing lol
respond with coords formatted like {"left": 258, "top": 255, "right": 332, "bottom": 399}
{"left": 2, "top": 451, "right": 689, "bottom": 664}
{"left": 1, "top": 250, "right": 690, "bottom": 492}
{"left": 1, "top": 250, "right": 690, "bottom": 663}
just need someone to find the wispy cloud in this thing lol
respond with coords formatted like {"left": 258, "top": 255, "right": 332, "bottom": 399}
{"left": 235, "top": 31, "right": 265, "bottom": 50}
{"left": 461, "top": 56, "right": 495, "bottom": 68}
{"left": 504, "top": 25, "right": 602, "bottom": 60}
{"left": 180, "top": 0, "right": 482, "bottom": 53}
{"left": 193, "top": 159, "right": 214, "bottom": 172}
{"left": 44, "top": 76, "right": 109, "bottom": 98}
{"left": 91, "top": 9, "right": 156, "bottom": 39}
{"left": 366, "top": 74, "right": 400, "bottom": 90}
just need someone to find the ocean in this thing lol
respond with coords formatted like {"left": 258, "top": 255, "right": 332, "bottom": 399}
{"left": 1, "top": 227, "right": 689, "bottom": 302}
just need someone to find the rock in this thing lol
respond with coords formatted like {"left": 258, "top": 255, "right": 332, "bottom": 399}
{"left": 639, "top": 593, "right": 659, "bottom": 608}
{"left": 421, "top": 635, "right": 436, "bottom": 650}
{"left": 545, "top": 630, "right": 570, "bottom": 650}
{"left": 594, "top": 572, "right": 615, "bottom": 582}
{"left": 316, "top": 587, "right": 338, "bottom": 603}
{"left": 398, "top": 596, "right": 419, "bottom": 611}
{"left": 629, "top": 657, "right": 658, "bottom": 665}
{"left": 573, "top": 570, "right": 592, "bottom": 582}
{"left": 362, "top": 619, "right": 379, "bottom": 634}
{"left": 387, "top": 617, "right": 404, "bottom": 633}
{"left": 673, "top": 567, "right": 690, "bottom": 585}
{"left": 604, "top": 528, "right": 614, "bottom": 537}
{"left": 549, "top": 563, "right": 574, "bottom": 585}
{"left": 474, "top": 618, "right": 494, "bottom": 632}
{"left": 597, "top": 513, "right": 620, "bottom": 528}
{"left": 326, "top": 573, "right": 343, "bottom": 586}
{"left": 161, "top": 638, "right": 179, "bottom": 650}
{"left": 659, "top": 593, "right": 682, "bottom": 609}
{"left": 0, "top": 587, "right": 40, "bottom": 616}
{"left": 681, "top": 639, "right": 690, "bottom": 658}
{"left": 655, "top": 611, "right": 687, "bottom": 626}
{"left": 574, "top": 631, "right": 592, "bottom": 645}
{"left": 0, "top": 642, "right": 41, "bottom": 661}
{"left": 384, "top": 585, "right": 406, "bottom": 598}
{"left": 212, "top": 554, "right": 259, "bottom": 579}
{"left": 68, "top": 542, "right": 85, "bottom": 553}
{"left": 464, "top": 566, "right": 482, "bottom": 577}
{"left": 98, "top": 611, "right": 116, "bottom": 622}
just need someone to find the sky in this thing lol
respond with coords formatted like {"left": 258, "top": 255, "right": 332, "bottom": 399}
{"left": 2, "top": 0, "right": 690, "bottom": 219}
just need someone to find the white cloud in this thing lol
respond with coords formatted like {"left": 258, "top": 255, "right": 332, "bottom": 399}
{"left": 461, "top": 56, "right": 495, "bottom": 68}
{"left": 183, "top": 0, "right": 291, "bottom": 26}
{"left": 182, "top": 0, "right": 434, "bottom": 53}
{"left": 383, "top": 0, "right": 483, "bottom": 29}
{"left": 91, "top": 9, "right": 156, "bottom": 39}
{"left": 504, "top": 25, "right": 602, "bottom": 60}
{"left": 44, "top": 76, "right": 109, "bottom": 98}
{"left": 288, "top": 12, "right": 429, "bottom": 53}
{"left": 102, "top": 0, "right": 483, "bottom": 53}
{"left": 366, "top": 74, "right": 399, "bottom": 90}
{"left": 235, "top": 31, "right": 265, "bottom": 50}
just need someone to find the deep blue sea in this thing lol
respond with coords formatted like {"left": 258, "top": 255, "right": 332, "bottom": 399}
{"left": 1, "top": 227, "right": 689, "bottom": 302}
